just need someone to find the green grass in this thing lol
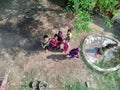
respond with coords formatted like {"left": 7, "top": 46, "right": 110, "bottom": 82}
{"left": 64, "top": 81, "right": 90, "bottom": 90}
{"left": 95, "top": 69, "right": 120, "bottom": 90}
{"left": 95, "top": 59, "right": 118, "bottom": 69}
{"left": 19, "top": 70, "right": 36, "bottom": 90}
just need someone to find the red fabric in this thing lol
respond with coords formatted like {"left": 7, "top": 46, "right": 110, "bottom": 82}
{"left": 50, "top": 38, "right": 58, "bottom": 48}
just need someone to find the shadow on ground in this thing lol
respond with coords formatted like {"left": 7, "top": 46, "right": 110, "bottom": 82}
{"left": 48, "top": 0, "right": 68, "bottom": 8}
{"left": 0, "top": 0, "right": 73, "bottom": 56}
{"left": 92, "top": 15, "right": 120, "bottom": 38}
{"left": 47, "top": 54, "right": 66, "bottom": 61}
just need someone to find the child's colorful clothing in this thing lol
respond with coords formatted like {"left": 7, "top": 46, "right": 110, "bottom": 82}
{"left": 57, "top": 31, "right": 64, "bottom": 47}
{"left": 95, "top": 43, "right": 118, "bottom": 57}
{"left": 64, "top": 41, "right": 69, "bottom": 53}
{"left": 66, "top": 33, "right": 72, "bottom": 41}
{"left": 42, "top": 38, "right": 51, "bottom": 49}
{"left": 69, "top": 48, "right": 80, "bottom": 58}
{"left": 50, "top": 38, "right": 58, "bottom": 48}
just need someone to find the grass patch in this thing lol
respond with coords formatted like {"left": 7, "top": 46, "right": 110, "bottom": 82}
{"left": 89, "top": 68, "right": 120, "bottom": 90}
{"left": 64, "top": 81, "right": 90, "bottom": 90}
{"left": 19, "top": 70, "right": 36, "bottom": 90}
{"left": 95, "top": 59, "right": 119, "bottom": 69}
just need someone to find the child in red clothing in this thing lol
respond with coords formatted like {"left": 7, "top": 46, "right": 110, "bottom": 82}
{"left": 63, "top": 39, "right": 69, "bottom": 54}
{"left": 50, "top": 34, "right": 58, "bottom": 48}
{"left": 95, "top": 43, "right": 118, "bottom": 57}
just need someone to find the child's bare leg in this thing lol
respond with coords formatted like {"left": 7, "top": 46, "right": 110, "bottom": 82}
{"left": 45, "top": 49, "right": 48, "bottom": 53}
{"left": 76, "top": 55, "right": 79, "bottom": 58}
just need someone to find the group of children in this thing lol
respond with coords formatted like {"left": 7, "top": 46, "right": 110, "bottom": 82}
{"left": 41, "top": 29, "right": 80, "bottom": 59}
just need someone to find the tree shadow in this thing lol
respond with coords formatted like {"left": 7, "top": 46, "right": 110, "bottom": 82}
{"left": 0, "top": 0, "right": 72, "bottom": 56}
{"left": 47, "top": 54, "right": 66, "bottom": 61}
{"left": 37, "top": 3, "right": 63, "bottom": 14}
{"left": 92, "top": 15, "right": 120, "bottom": 37}
{"left": 48, "top": 0, "right": 68, "bottom": 8}
{"left": 0, "top": 27, "right": 43, "bottom": 56}
{"left": 17, "top": 17, "right": 41, "bottom": 37}
{"left": 113, "top": 19, "right": 120, "bottom": 38}
{"left": 92, "top": 15, "right": 114, "bottom": 33}
{"left": 0, "top": 22, "right": 16, "bottom": 32}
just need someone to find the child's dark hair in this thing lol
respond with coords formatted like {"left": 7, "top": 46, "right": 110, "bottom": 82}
{"left": 58, "top": 31, "right": 62, "bottom": 37}
{"left": 54, "top": 34, "right": 58, "bottom": 38}
{"left": 67, "top": 29, "right": 72, "bottom": 32}
{"left": 44, "top": 35, "right": 48, "bottom": 39}
{"left": 58, "top": 31, "right": 62, "bottom": 34}
{"left": 29, "top": 81, "right": 33, "bottom": 88}
{"left": 65, "top": 38, "right": 69, "bottom": 41}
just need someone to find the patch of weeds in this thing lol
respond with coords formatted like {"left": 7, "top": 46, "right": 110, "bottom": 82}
{"left": 71, "top": 33, "right": 77, "bottom": 41}
{"left": 64, "top": 81, "right": 90, "bottom": 90}
{"left": 103, "top": 70, "right": 120, "bottom": 90}
{"left": 19, "top": 70, "right": 36, "bottom": 90}
{"left": 91, "top": 69, "right": 120, "bottom": 90}
{"left": 95, "top": 59, "right": 118, "bottom": 69}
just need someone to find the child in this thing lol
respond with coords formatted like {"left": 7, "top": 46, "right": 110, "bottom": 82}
{"left": 42, "top": 35, "right": 51, "bottom": 52}
{"left": 63, "top": 39, "right": 69, "bottom": 54}
{"left": 66, "top": 29, "right": 72, "bottom": 41}
{"left": 57, "top": 31, "right": 64, "bottom": 46}
{"left": 95, "top": 43, "right": 118, "bottom": 57}
{"left": 50, "top": 34, "right": 59, "bottom": 48}
{"left": 68, "top": 48, "right": 80, "bottom": 59}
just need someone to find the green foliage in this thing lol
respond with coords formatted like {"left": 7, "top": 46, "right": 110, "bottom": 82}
{"left": 95, "top": 59, "right": 118, "bottom": 69}
{"left": 67, "top": 0, "right": 95, "bottom": 32}
{"left": 67, "top": 0, "right": 119, "bottom": 32}
{"left": 19, "top": 71, "right": 35, "bottom": 90}
{"left": 65, "top": 81, "right": 89, "bottom": 90}
{"left": 35, "top": 0, "right": 41, "bottom": 3}
{"left": 97, "top": 0, "right": 118, "bottom": 13}
{"left": 75, "top": 10, "right": 91, "bottom": 33}
{"left": 103, "top": 15, "right": 113, "bottom": 28}
{"left": 97, "top": 0, "right": 119, "bottom": 28}
{"left": 104, "top": 70, "right": 120, "bottom": 90}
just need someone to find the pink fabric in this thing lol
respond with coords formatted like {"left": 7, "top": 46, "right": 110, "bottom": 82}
{"left": 64, "top": 41, "right": 69, "bottom": 53}
{"left": 0, "top": 73, "right": 8, "bottom": 90}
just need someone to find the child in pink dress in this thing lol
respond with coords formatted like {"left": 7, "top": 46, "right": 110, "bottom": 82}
{"left": 63, "top": 39, "right": 69, "bottom": 54}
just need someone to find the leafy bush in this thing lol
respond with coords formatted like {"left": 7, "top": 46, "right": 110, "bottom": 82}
{"left": 66, "top": 0, "right": 119, "bottom": 32}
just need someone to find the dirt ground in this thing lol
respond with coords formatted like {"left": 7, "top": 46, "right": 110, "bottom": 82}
{"left": 0, "top": 0, "right": 119, "bottom": 90}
